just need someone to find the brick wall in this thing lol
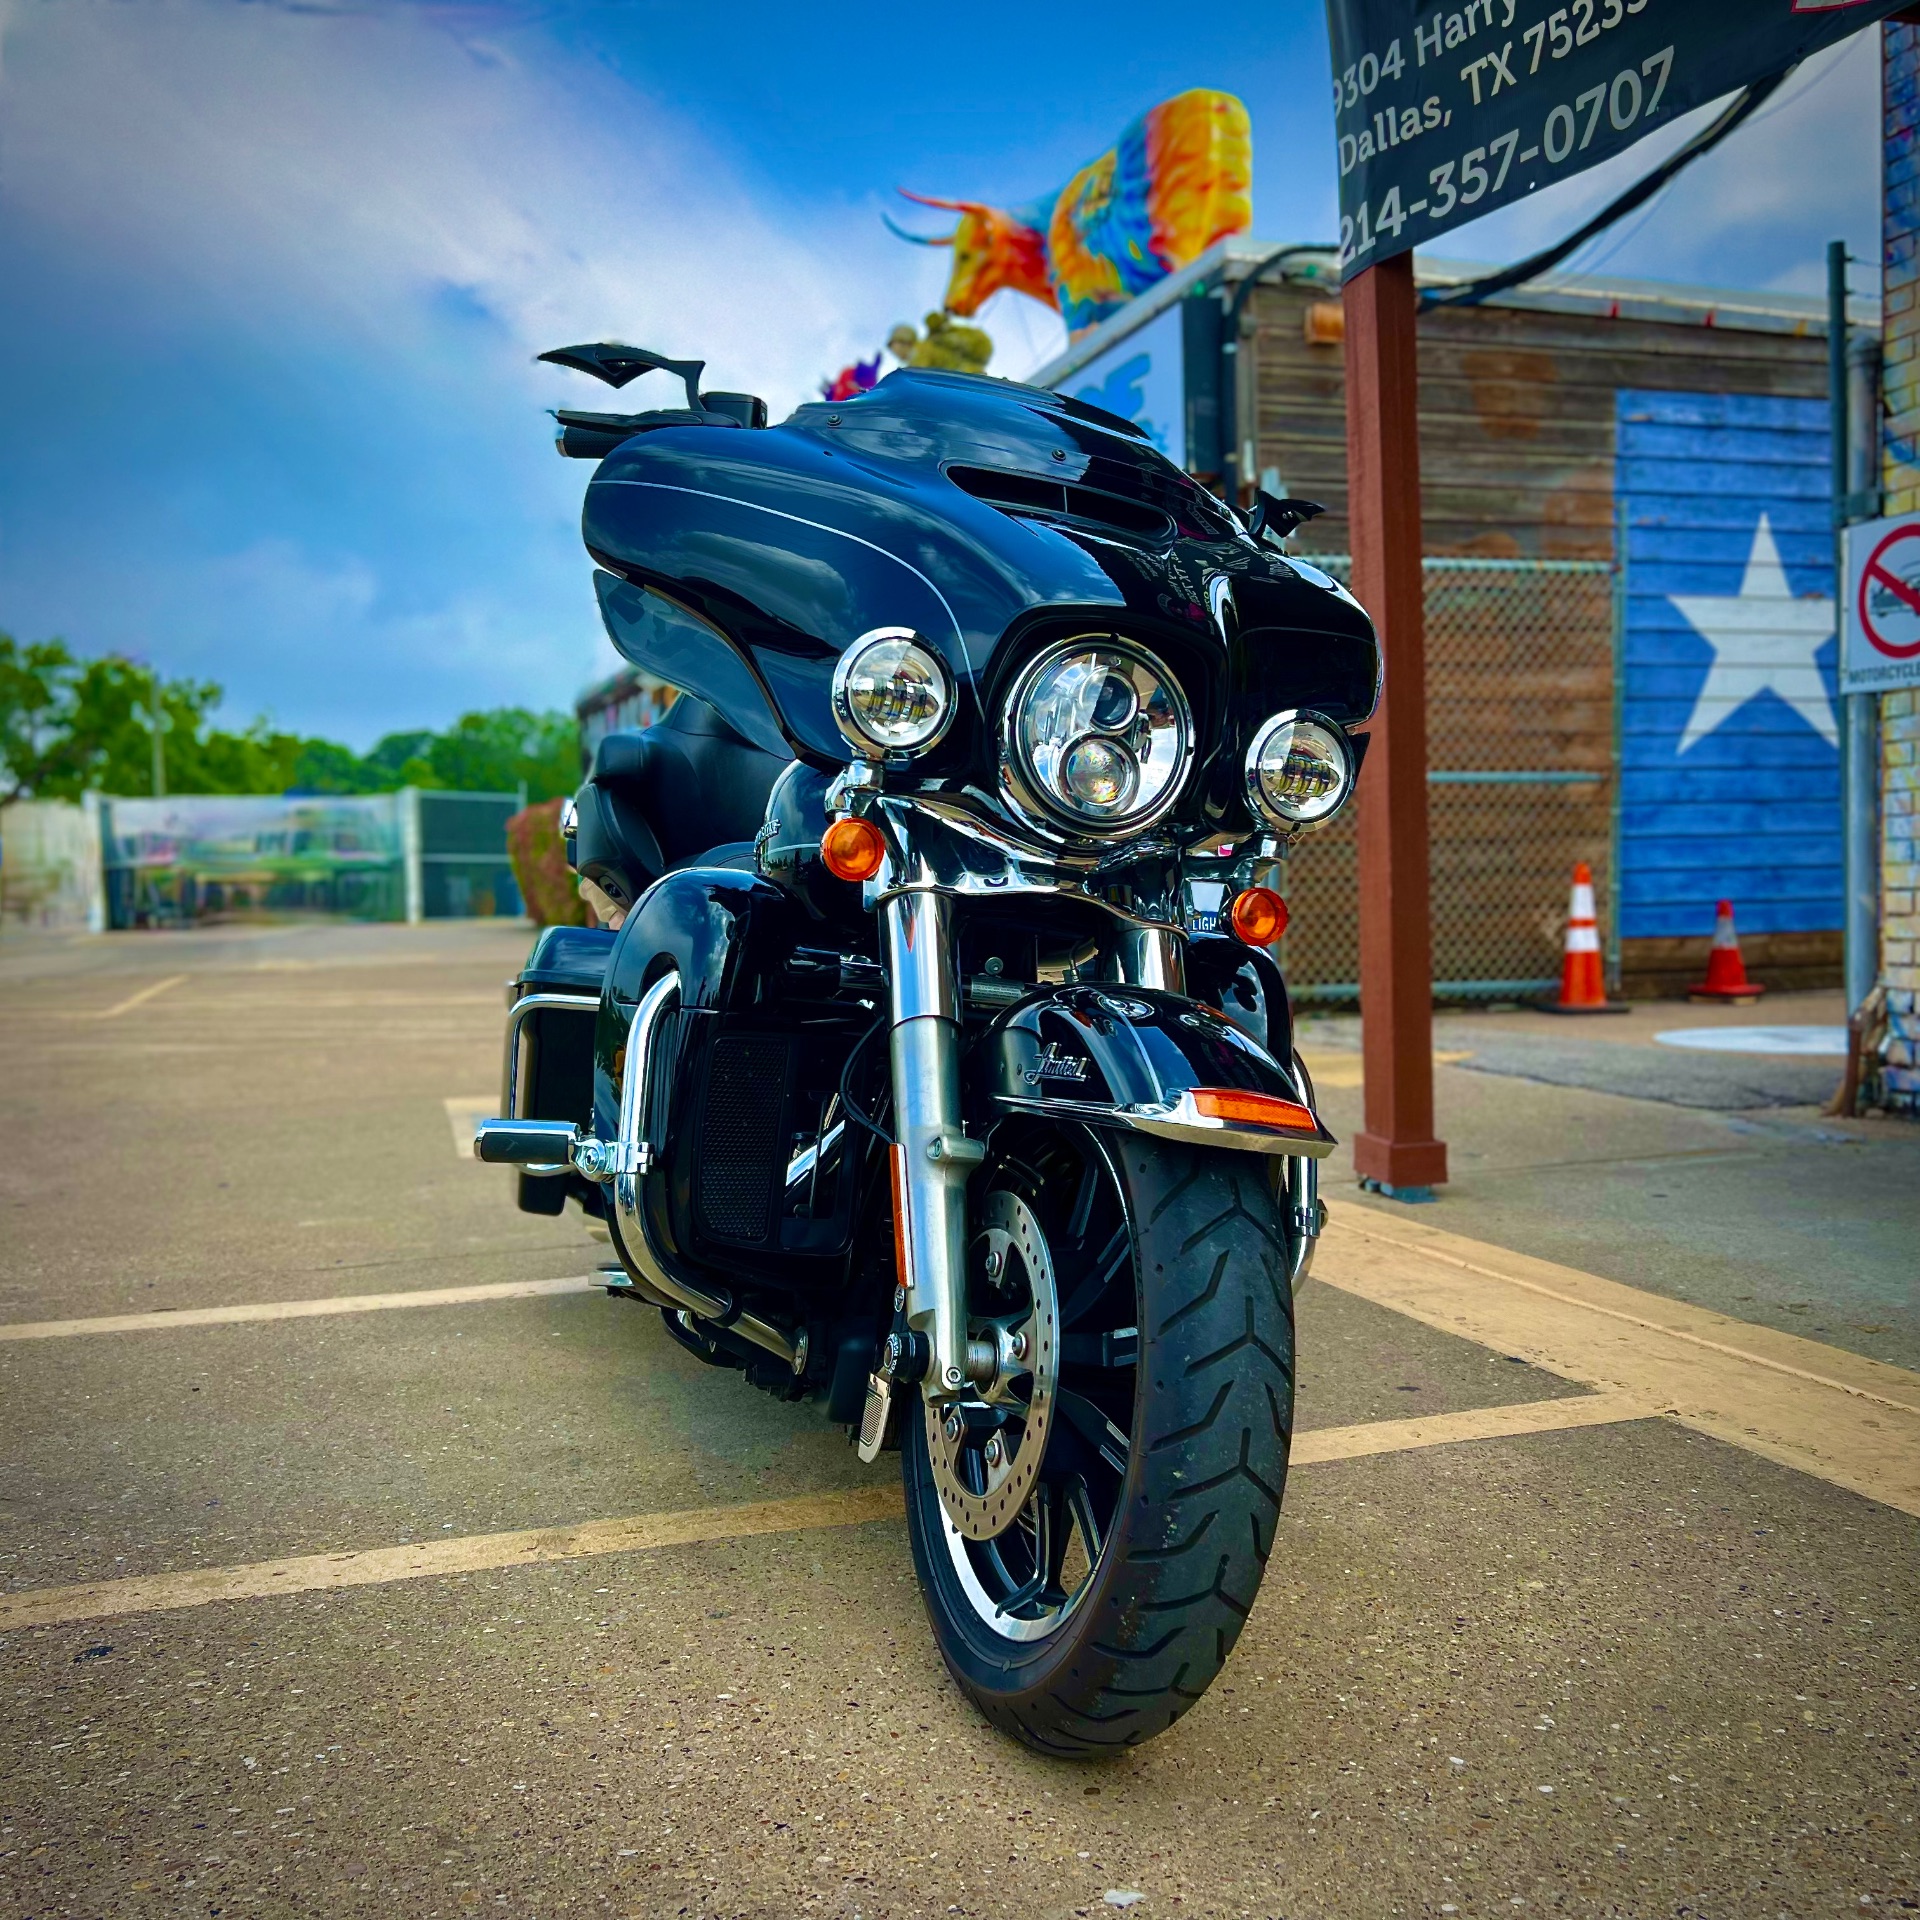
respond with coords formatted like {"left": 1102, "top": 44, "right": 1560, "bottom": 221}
{"left": 1884, "top": 25, "right": 1920, "bottom": 1108}
{"left": 1885, "top": 693, "right": 1920, "bottom": 1103}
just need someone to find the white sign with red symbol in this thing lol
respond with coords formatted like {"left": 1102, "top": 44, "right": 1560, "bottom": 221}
{"left": 1844, "top": 514, "right": 1920, "bottom": 694}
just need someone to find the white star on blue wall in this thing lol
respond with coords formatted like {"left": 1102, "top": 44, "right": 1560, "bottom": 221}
{"left": 1668, "top": 512, "right": 1838, "bottom": 753}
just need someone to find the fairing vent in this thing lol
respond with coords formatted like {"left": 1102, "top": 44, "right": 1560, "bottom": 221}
{"left": 946, "top": 465, "right": 1174, "bottom": 543}
{"left": 696, "top": 1031, "right": 792, "bottom": 1245}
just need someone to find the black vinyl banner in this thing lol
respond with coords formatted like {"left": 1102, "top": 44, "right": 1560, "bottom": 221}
{"left": 1325, "top": 0, "right": 1904, "bottom": 279}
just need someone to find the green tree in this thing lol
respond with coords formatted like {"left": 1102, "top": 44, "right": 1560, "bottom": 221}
{"left": 4, "top": 638, "right": 321, "bottom": 801}
{"left": 3, "top": 629, "right": 586, "bottom": 804}
{"left": 39, "top": 656, "right": 236, "bottom": 800}
{"left": 0, "top": 632, "right": 78, "bottom": 802}
{"left": 290, "top": 738, "right": 388, "bottom": 794}
{"left": 420, "top": 708, "right": 579, "bottom": 802}
{"left": 363, "top": 731, "right": 437, "bottom": 784}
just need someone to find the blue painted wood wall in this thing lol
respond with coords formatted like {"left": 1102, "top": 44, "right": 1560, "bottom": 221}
{"left": 1617, "top": 389, "right": 1840, "bottom": 940}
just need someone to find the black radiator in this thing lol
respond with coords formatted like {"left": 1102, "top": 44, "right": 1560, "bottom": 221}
{"left": 695, "top": 1031, "right": 794, "bottom": 1246}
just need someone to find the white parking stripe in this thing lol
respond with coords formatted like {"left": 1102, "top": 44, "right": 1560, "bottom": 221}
{"left": 1320, "top": 1211, "right": 1920, "bottom": 1518}
{"left": 443, "top": 1095, "right": 498, "bottom": 1160}
{"left": 0, "top": 1275, "right": 598, "bottom": 1342}
{"left": 89, "top": 975, "right": 186, "bottom": 1019}
{"left": 1289, "top": 1389, "right": 1649, "bottom": 1463}
{"left": 0, "top": 1395, "right": 1643, "bottom": 1631}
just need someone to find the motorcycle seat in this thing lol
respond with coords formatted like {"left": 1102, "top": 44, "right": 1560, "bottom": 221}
{"left": 587, "top": 695, "right": 790, "bottom": 881}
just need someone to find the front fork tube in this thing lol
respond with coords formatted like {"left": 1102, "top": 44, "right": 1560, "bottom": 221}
{"left": 1114, "top": 922, "right": 1317, "bottom": 1285}
{"left": 883, "top": 889, "right": 982, "bottom": 1403}
{"left": 1283, "top": 1152, "right": 1320, "bottom": 1290}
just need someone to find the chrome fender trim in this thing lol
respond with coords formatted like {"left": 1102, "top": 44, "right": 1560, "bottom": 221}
{"left": 981, "top": 985, "right": 1336, "bottom": 1162}
{"left": 991, "top": 1091, "right": 1334, "bottom": 1160}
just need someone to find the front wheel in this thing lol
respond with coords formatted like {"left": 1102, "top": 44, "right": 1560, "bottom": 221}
{"left": 903, "top": 1122, "right": 1296, "bottom": 1755}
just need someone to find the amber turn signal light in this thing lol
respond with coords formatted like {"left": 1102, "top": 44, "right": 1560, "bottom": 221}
{"left": 1229, "top": 885, "right": 1288, "bottom": 946}
{"left": 821, "top": 815, "right": 886, "bottom": 883}
{"left": 1191, "top": 1088, "right": 1317, "bottom": 1133}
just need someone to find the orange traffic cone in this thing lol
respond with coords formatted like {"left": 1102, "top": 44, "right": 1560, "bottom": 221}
{"left": 1539, "top": 862, "right": 1625, "bottom": 1013}
{"left": 1689, "top": 899, "right": 1765, "bottom": 1004}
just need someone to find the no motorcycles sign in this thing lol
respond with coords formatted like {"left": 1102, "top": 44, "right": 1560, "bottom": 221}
{"left": 1844, "top": 513, "right": 1920, "bottom": 694}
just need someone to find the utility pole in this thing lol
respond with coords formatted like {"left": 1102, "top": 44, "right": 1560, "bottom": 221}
{"left": 1831, "top": 240, "right": 1879, "bottom": 1016}
{"left": 1343, "top": 253, "right": 1447, "bottom": 1201}
{"left": 148, "top": 665, "right": 167, "bottom": 799}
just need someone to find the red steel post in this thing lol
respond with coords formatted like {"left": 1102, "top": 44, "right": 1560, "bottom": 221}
{"left": 1341, "top": 253, "right": 1448, "bottom": 1198}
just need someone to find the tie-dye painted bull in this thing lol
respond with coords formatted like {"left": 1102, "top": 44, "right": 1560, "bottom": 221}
{"left": 888, "top": 88, "right": 1251, "bottom": 338}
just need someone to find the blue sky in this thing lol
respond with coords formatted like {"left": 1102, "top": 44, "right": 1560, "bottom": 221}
{"left": 0, "top": 0, "right": 1884, "bottom": 747}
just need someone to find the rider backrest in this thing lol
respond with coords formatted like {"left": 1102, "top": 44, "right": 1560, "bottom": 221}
{"left": 589, "top": 695, "right": 791, "bottom": 875}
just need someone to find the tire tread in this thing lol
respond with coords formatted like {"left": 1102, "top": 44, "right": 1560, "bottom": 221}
{"left": 908, "top": 1136, "right": 1295, "bottom": 1755}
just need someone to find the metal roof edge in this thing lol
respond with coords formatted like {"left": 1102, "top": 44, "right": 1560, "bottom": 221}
{"left": 1416, "top": 253, "right": 1882, "bottom": 333}
{"left": 1025, "top": 238, "right": 1879, "bottom": 389}
{"left": 1026, "top": 242, "right": 1236, "bottom": 389}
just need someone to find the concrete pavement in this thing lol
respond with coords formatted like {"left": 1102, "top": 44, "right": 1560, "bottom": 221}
{"left": 1, "top": 921, "right": 1915, "bottom": 1918}
{"left": 1299, "top": 998, "right": 1920, "bottom": 1375}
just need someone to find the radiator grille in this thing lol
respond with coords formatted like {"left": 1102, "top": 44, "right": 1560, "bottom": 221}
{"left": 697, "top": 1033, "right": 789, "bottom": 1243}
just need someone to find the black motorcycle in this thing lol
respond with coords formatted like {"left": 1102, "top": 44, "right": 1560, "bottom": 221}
{"left": 476, "top": 344, "right": 1377, "bottom": 1754}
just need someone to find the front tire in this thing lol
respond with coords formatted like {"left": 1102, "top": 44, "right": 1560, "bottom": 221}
{"left": 903, "top": 1124, "right": 1295, "bottom": 1755}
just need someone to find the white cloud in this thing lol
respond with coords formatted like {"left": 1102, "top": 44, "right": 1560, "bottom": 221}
{"left": 0, "top": 0, "right": 955, "bottom": 415}
{"left": 0, "top": 0, "right": 1051, "bottom": 743}
{"left": 1427, "top": 30, "right": 1880, "bottom": 294}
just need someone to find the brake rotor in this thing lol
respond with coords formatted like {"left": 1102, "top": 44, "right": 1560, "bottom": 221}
{"left": 926, "top": 1189, "right": 1059, "bottom": 1542}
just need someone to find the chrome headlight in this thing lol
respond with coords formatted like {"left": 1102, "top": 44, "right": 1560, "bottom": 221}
{"left": 1001, "top": 638, "right": 1193, "bottom": 836}
{"left": 1245, "top": 709, "right": 1353, "bottom": 831}
{"left": 831, "top": 627, "right": 955, "bottom": 759}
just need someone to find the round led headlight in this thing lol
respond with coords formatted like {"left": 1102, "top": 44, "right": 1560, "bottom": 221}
{"left": 1245, "top": 709, "right": 1354, "bottom": 831}
{"left": 1002, "top": 638, "right": 1192, "bottom": 836}
{"left": 831, "top": 627, "right": 955, "bottom": 759}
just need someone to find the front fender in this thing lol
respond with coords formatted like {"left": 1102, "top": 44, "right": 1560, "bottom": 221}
{"left": 971, "top": 984, "right": 1335, "bottom": 1160}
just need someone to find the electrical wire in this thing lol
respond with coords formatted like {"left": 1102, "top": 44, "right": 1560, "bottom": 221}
{"left": 1565, "top": 33, "right": 1866, "bottom": 282}
{"left": 1418, "top": 69, "right": 1793, "bottom": 313}
{"left": 839, "top": 1010, "right": 895, "bottom": 1148}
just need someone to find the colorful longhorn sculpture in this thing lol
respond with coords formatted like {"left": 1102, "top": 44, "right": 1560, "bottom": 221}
{"left": 888, "top": 88, "right": 1252, "bottom": 338}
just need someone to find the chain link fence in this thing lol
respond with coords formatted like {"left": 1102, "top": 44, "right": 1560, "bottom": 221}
{"left": 1280, "top": 556, "right": 1617, "bottom": 1002}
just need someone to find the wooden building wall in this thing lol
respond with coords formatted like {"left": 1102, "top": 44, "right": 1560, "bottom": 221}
{"left": 1244, "top": 282, "right": 1831, "bottom": 561}
{"left": 1241, "top": 282, "right": 1840, "bottom": 996}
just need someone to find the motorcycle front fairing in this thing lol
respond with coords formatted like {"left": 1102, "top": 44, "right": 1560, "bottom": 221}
{"left": 579, "top": 368, "right": 1379, "bottom": 785}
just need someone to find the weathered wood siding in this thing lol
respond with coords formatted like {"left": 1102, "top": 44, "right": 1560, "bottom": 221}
{"left": 1245, "top": 282, "right": 1831, "bottom": 561}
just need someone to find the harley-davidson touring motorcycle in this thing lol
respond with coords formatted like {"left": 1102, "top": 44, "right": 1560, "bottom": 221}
{"left": 474, "top": 343, "right": 1378, "bottom": 1754}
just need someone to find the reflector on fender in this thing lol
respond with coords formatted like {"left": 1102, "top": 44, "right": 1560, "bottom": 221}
{"left": 1190, "top": 1088, "right": 1318, "bottom": 1133}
